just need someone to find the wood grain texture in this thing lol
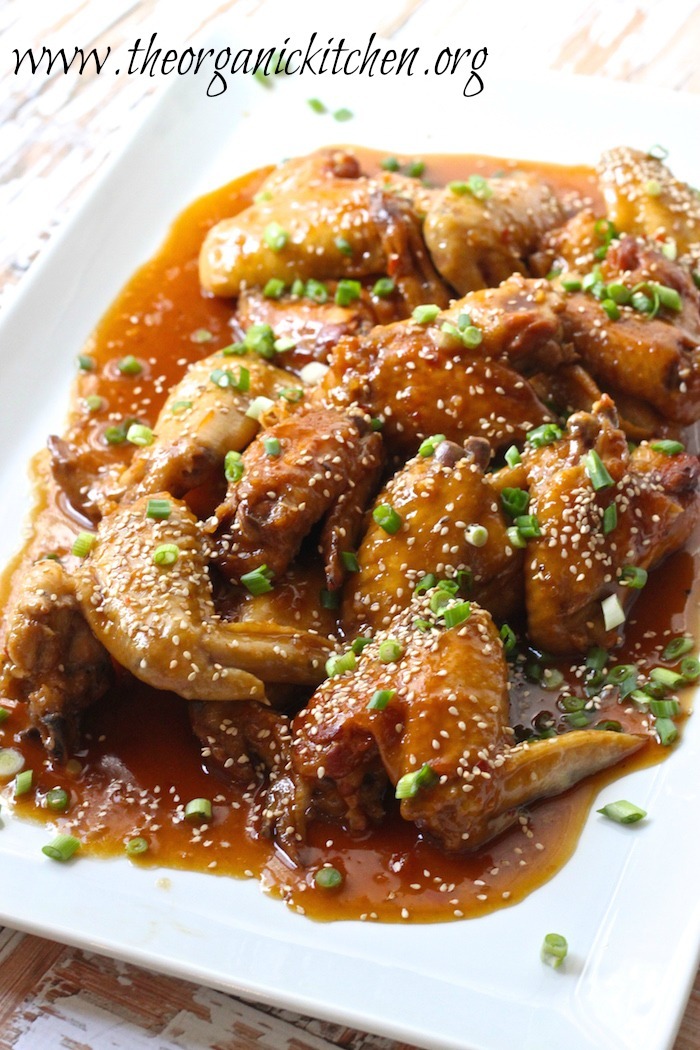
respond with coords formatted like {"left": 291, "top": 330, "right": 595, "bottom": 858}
{"left": 0, "top": 1, "right": 698, "bottom": 1048}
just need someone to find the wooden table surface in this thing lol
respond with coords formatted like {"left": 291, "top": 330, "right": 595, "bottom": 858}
{"left": 1, "top": 1, "right": 699, "bottom": 1047}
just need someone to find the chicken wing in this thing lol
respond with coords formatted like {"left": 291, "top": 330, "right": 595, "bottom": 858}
{"left": 523, "top": 396, "right": 700, "bottom": 653}
{"left": 75, "top": 494, "right": 333, "bottom": 700}
{"left": 343, "top": 436, "right": 522, "bottom": 634}
{"left": 2, "top": 560, "right": 113, "bottom": 761}
{"left": 292, "top": 593, "right": 645, "bottom": 850}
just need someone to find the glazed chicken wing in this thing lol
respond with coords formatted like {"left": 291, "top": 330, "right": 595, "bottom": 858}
{"left": 343, "top": 436, "right": 522, "bottom": 634}
{"left": 2, "top": 560, "right": 113, "bottom": 761}
{"left": 75, "top": 494, "right": 333, "bottom": 700}
{"left": 523, "top": 396, "right": 700, "bottom": 653}
{"left": 292, "top": 594, "right": 645, "bottom": 851}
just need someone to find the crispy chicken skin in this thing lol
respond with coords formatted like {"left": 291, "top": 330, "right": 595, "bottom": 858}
{"left": 208, "top": 405, "right": 384, "bottom": 586}
{"left": 117, "top": 351, "right": 295, "bottom": 502}
{"left": 292, "top": 595, "right": 644, "bottom": 851}
{"left": 2, "top": 560, "right": 113, "bottom": 762}
{"left": 423, "top": 172, "right": 565, "bottom": 294}
{"left": 597, "top": 146, "right": 700, "bottom": 256}
{"left": 75, "top": 494, "right": 333, "bottom": 700}
{"left": 343, "top": 437, "right": 522, "bottom": 634}
{"left": 323, "top": 276, "right": 569, "bottom": 457}
{"left": 523, "top": 396, "right": 700, "bottom": 653}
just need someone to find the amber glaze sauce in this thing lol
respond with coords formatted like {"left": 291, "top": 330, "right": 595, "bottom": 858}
{"left": 0, "top": 149, "right": 697, "bottom": 923}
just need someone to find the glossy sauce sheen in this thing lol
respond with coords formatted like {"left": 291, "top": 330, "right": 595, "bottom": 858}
{"left": 1, "top": 150, "right": 697, "bottom": 923}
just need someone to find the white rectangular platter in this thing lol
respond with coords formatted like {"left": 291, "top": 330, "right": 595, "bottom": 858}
{"left": 0, "top": 27, "right": 699, "bottom": 1050}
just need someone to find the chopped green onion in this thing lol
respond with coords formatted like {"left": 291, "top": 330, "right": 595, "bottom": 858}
{"left": 125, "top": 836, "right": 149, "bottom": 855}
{"left": 77, "top": 353, "right": 95, "bottom": 371}
{"left": 585, "top": 449, "right": 614, "bottom": 491}
{"left": 412, "top": 304, "right": 441, "bottom": 324}
{"left": 655, "top": 717, "right": 678, "bottom": 746}
{"left": 587, "top": 646, "right": 608, "bottom": 671}
{"left": 656, "top": 284, "right": 682, "bottom": 311}
{"left": 373, "top": 504, "right": 402, "bottom": 535}
{"left": 465, "top": 524, "right": 488, "bottom": 547}
{"left": 351, "top": 636, "right": 372, "bottom": 656}
{"left": 341, "top": 551, "right": 360, "bottom": 573}
{"left": 596, "top": 720, "right": 623, "bottom": 732}
{"left": 631, "top": 290, "right": 654, "bottom": 314}
{"left": 395, "top": 763, "right": 438, "bottom": 799}
{"left": 117, "top": 355, "right": 143, "bottom": 376}
{"left": 42, "top": 834, "right": 80, "bottom": 862}
{"left": 320, "top": 588, "right": 340, "bottom": 610}
{"left": 601, "top": 593, "right": 625, "bottom": 631}
{"left": 368, "top": 689, "right": 395, "bottom": 711}
{"left": 71, "top": 531, "right": 95, "bottom": 558}
{"left": 662, "top": 636, "right": 694, "bottom": 661}
{"left": 335, "top": 279, "right": 362, "bottom": 306}
{"left": 661, "top": 239, "right": 677, "bottom": 260}
{"left": 192, "top": 327, "right": 212, "bottom": 343}
{"left": 280, "top": 387, "right": 304, "bottom": 403}
{"left": 647, "top": 144, "right": 669, "bottom": 160}
{"left": 561, "top": 277, "right": 582, "bottom": 292}
{"left": 565, "top": 710, "right": 591, "bottom": 728}
{"left": 104, "top": 423, "right": 127, "bottom": 445}
{"left": 224, "top": 450, "right": 244, "bottom": 483}
{"left": 649, "top": 667, "right": 684, "bottom": 690}
{"left": 84, "top": 394, "right": 104, "bottom": 413}
{"left": 602, "top": 299, "right": 620, "bottom": 321}
{"left": 14, "top": 769, "right": 33, "bottom": 797}
{"left": 146, "top": 498, "right": 171, "bottom": 520}
{"left": 291, "top": 278, "right": 305, "bottom": 297}
{"left": 526, "top": 423, "right": 562, "bottom": 448}
{"left": 597, "top": 800, "right": 646, "bottom": 824}
{"left": 405, "top": 160, "right": 425, "bottom": 178}
{"left": 381, "top": 156, "right": 400, "bottom": 172}
{"left": 126, "top": 423, "right": 154, "bottom": 447}
{"left": 263, "top": 436, "right": 281, "bottom": 457}
{"left": 606, "top": 664, "right": 637, "bottom": 685}
{"left": 414, "top": 573, "right": 437, "bottom": 595}
{"left": 314, "top": 865, "right": 343, "bottom": 888}
{"left": 514, "top": 515, "right": 541, "bottom": 539}
{"left": 602, "top": 503, "right": 618, "bottom": 534}
{"left": 650, "top": 440, "right": 684, "bottom": 456}
{"left": 263, "top": 277, "right": 285, "bottom": 299}
{"left": 245, "top": 395, "right": 275, "bottom": 420}
{"left": 618, "top": 565, "right": 647, "bottom": 589}
{"left": 506, "top": 526, "right": 527, "bottom": 549}
{"left": 184, "top": 798, "right": 212, "bottom": 823}
{"left": 335, "top": 236, "right": 353, "bottom": 257}
{"left": 307, "top": 97, "right": 326, "bottom": 113}
{"left": 558, "top": 694, "right": 585, "bottom": 713}
{"left": 240, "top": 565, "right": 274, "bottom": 596}
{"left": 378, "top": 639, "right": 403, "bottom": 663}
{"left": 541, "top": 668, "right": 564, "bottom": 690}
{"left": 0, "top": 707, "right": 10, "bottom": 724}
{"left": 153, "top": 543, "right": 179, "bottom": 567}
{"left": 649, "top": 698, "right": 681, "bottom": 717}
{"left": 372, "top": 277, "right": 395, "bottom": 298}
{"left": 443, "top": 601, "right": 471, "bottom": 628}
{"left": 370, "top": 417, "right": 384, "bottom": 431}
{"left": 681, "top": 657, "right": 700, "bottom": 680}
{"left": 418, "top": 434, "right": 446, "bottom": 457}
{"left": 500, "top": 623, "right": 517, "bottom": 654}
{"left": 504, "top": 445, "right": 522, "bottom": 467}
{"left": 333, "top": 107, "right": 353, "bottom": 122}
{"left": 501, "top": 487, "right": 529, "bottom": 517}
{"left": 645, "top": 179, "right": 662, "bottom": 197}
{"left": 461, "top": 325, "right": 483, "bottom": 348}
{"left": 171, "top": 400, "right": 193, "bottom": 415}
{"left": 263, "top": 222, "right": 288, "bottom": 251}
{"left": 325, "top": 651, "right": 356, "bottom": 678}
{"left": 46, "top": 786, "right": 69, "bottom": 811}
{"left": 211, "top": 365, "right": 251, "bottom": 390}
{"left": 0, "top": 748, "right": 24, "bottom": 779}
{"left": 305, "top": 278, "right": 328, "bottom": 304}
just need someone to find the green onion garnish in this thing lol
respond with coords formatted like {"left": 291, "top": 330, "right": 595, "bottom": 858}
{"left": 224, "top": 450, "right": 244, "bottom": 483}
{"left": 406, "top": 159, "right": 425, "bottom": 178}
{"left": 351, "top": 636, "right": 372, "bottom": 656}
{"left": 541, "top": 668, "right": 564, "bottom": 690}
{"left": 368, "top": 689, "right": 395, "bottom": 711}
{"left": 597, "top": 800, "right": 646, "bottom": 824}
{"left": 210, "top": 365, "right": 251, "bottom": 391}
{"left": 655, "top": 717, "right": 678, "bottom": 746}
{"left": 335, "top": 279, "right": 362, "bottom": 306}
{"left": 514, "top": 515, "right": 541, "bottom": 539}
{"left": 602, "top": 299, "right": 620, "bottom": 321}
{"left": 418, "top": 434, "right": 446, "bottom": 457}
{"left": 325, "top": 651, "right": 356, "bottom": 678}
{"left": 341, "top": 551, "right": 360, "bottom": 573}
{"left": 146, "top": 498, "right": 171, "bottom": 520}
{"left": 42, "top": 834, "right": 80, "bottom": 862}
{"left": 14, "top": 769, "right": 33, "bottom": 797}
{"left": 263, "top": 436, "right": 281, "bottom": 457}
{"left": 192, "top": 327, "right": 213, "bottom": 343}
{"left": 320, "top": 588, "right": 340, "bottom": 610}
{"left": 184, "top": 798, "right": 212, "bottom": 823}
{"left": 126, "top": 423, "right": 154, "bottom": 447}
{"left": 414, "top": 573, "right": 437, "bottom": 595}
{"left": 372, "top": 277, "right": 395, "bottom": 298}
{"left": 305, "top": 278, "right": 328, "bottom": 304}
{"left": 333, "top": 107, "right": 353, "bottom": 122}
{"left": 0, "top": 707, "right": 10, "bottom": 725}
{"left": 618, "top": 565, "right": 647, "bottom": 589}
{"left": 662, "top": 636, "right": 693, "bottom": 661}
{"left": 125, "top": 836, "right": 149, "bottom": 856}
{"left": 314, "top": 866, "right": 343, "bottom": 888}
{"left": 501, "top": 487, "right": 529, "bottom": 517}
{"left": 465, "top": 524, "right": 488, "bottom": 547}
{"left": 649, "top": 698, "right": 681, "bottom": 717}
{"left": 541, "top": 933, "right": 568, "bottom": 969}
{"left": 649, "top": 667, "right": 684, "bottom": 690}
{"left": 500, "top": 623, "right": 517, "bottom": 654}
{"left": 153, "top": 543, "right": 179, "bottom": 567}
{"left": 606, "top": 664, "right": 637, "bottom": 685}
{"left": 84, "top": 395, "right": 103, "bottom": 413}
{"left": 443, "top": 601, "right": 471, "bottom": 628}
{"left": 506, "top": 526, "right": 527, "bottom": 549}
{"left": 77, "top": 353, "right": 95, "bottom": 371}
{"left": 171, "top": 400, "right": 193, "bottom": 414}
{"left": 412, "top": 304, "right": 441, "bottom": 324}
{"left": 46, "top": 787, "right": 69, "bottom": 811}
{"left": 245, "top": 395, "right": 275, "bottom": 421}
{"left": 504, "top": 445, "right": 522, "bottom": 467}
{"left": 650, "top": 440, "right": 684, "bottom": 456}
{"left": 561, "top": 277, "right": 582, "bottom": 292}
{"left": 380, "top": 157, "right": 400, "bottom": 171}
{"left": 263, "top": 222, "right": 288, "bottom": 251}
{"left": 395, "top": 762, "right": 438, "bottom": 799}
{"left": 602, "top": 503, "right": 617, "bottom": 534}
{"left": 601, "top": 593, "right": 625, "bottom": 631}
{"left": 681, "top": 657, "right": 700, "bottom": 680}
{"left": 334, "top": 236, "right": 353, "bottom": 257}
{"left": 117, "top": 355, "right": 143, "bottom": 376}
{"left": 585, "top": 449, "right": 614, "bottom": 491}
{"left": 379, "top": 639, "right": 403, "bottom": 664}
{"left": 656, "top": 285, "right": 682, "bottom": 311}
{"left": 307, "top": 97, "right": 326, "bottom": 113}
{"left": 526, "top": 423, "right": 562, "bottom": 448}
{"left": 587, "top": 646, "right": 608, "bottom": 671}
{"left": 71, "top": 531, "right": 95, "bottom": 558}
{"left": 461, "top": 325, "right": 483, "bottom": 348}
{"left": 373, "top": 504, "right": 402, "bottom": 534}
{"left": 263, "top": 277, "right": 285, "bottom": 299}
{"left": 240, "top": 565, "right": 274, "bottom": 596}
{"left": 0, "top": 748, "right": 24, "bottom": 779}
